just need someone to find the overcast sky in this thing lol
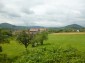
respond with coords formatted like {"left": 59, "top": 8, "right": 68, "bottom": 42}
{"left": 0, "top": 0, "right": 85, "bottom": 27}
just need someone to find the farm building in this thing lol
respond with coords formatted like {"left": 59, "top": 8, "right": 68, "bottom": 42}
{"left": 39, "top": 28, "right": 47, "bottom": 32}
{"left": 12, "top": 28, "right": 47, "bottom": 35}
{"left": 29, "top": 28, "right": 40, "bottom": 34}
{"left": 29, "top": 28, "right": 47, "bottom": 34}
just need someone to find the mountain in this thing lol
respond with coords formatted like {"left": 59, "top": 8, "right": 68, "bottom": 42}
{"left": 0, "top": 23, "right": 28, "bottom": 30}
{"left": 0, "top": 23, "right": 16, "bottom": 28}
{"left": 0, "top": 23, "right": 44, "bottom": 30}
{"left": 0, "top": 23, "right": 84, "bottom": 30}
{"left": 63, "top": 24, "right": 84, "bottom": 29}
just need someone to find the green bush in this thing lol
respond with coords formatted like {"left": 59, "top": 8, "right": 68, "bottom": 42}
{"left": 31, "top": 31, "right": 48, "bottom": 47}
{"left": 14, "top": 47, "right": 85, "bottom": 63}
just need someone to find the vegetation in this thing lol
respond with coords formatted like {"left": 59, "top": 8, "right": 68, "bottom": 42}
{"left": 0, "top": 29, "right": 11, "bottom": 52}
{"left": 15, "top": 47, "right": 85, "bottom": 63}
{"left": 0, "top": 29, "right": 12, "bottom": 63}
{"left": 16, "top": 31, "right": 30, "bottom": 51}
{"left": 0, "top": 29, "right": 85, "bottom": 63}
{"left": 31, "top": 31, "right": 48, "bottom": 47}
{"left": 0, "top": 23, "right": 85, "bottom": 32}
{"left": 48, "top": 24, "right": 85, "bottom": 33}
{"left": 14, "top": 33, "right": 85, "bottom": 63}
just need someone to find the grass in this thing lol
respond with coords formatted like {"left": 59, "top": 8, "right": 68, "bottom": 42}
{"left": 1, "top": 39, "right": 25, "bottom": 58}
{"left": 1, "top": 33, "right": 85, "bottom": 62}
{"left": 45, "top": 33, "right": 85, "bottom": 51}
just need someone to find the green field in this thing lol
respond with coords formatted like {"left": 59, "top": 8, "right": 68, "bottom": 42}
{"left": 45, "top": 33, "right": 85, "bottom": 51}
{"left": 1, "top": 33, "right": 85, "bottom": 63}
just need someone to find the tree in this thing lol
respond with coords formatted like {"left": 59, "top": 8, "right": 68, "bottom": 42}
{"left": 0, "top": 29, "right": 10, "bottom": 52}
{"left": 31, "top": 31, "right": 48, "bottom": 47}
{"left": 16, "top": 31, "right": 30, "bottom": 51}
{"left": 39, "top": 31, "right": 48, "bottom": 45}
{"left": 31, "top": 33, "right": 41, "bottom": 47}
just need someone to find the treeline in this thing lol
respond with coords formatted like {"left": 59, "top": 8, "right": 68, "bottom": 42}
{"left": 48, "top": 28, "right": 85, "bottom": 33}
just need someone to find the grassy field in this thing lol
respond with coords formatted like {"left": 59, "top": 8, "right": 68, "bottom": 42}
{"left": 45, "top": 33, "right": 85, "bottom": 51}
{"left": 1, "top": 32, "right": 85, "bottom": 62}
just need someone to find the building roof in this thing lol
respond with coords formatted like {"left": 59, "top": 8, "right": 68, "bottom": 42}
{"left": 29, "top": 28, "right": 39, "bottom": 32}
{"left": 40, "top": 28, "right": 47, "bottom": 31}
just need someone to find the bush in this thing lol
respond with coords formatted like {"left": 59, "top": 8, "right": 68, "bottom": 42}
{"left": 14, "top": 47, "right": 85, "bottom": 63}
{"left": 31, "top": 31, "right": 48, "bottom": 47}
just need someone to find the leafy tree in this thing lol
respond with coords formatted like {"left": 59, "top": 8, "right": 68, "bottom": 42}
{"left": 16, "top": 31, "right": 30, "bottom": 51}
{"left": 39, "top": 31, "right": 48, "bottom": 45}
{"left": 2, "top": 30, "right": 12, "bottom": 37}
{"left": 31, "top": 33, "right": 41, "bottom": 47}
{"left": 31, "top": 31, "right": 48, "bottom": 47}
{"left": 0, "top": 29, "right": 10, "bottom": 52}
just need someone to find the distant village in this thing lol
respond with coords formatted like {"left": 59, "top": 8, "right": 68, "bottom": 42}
{"left": 12, "top": 28, "right": 47, "bottom": 35}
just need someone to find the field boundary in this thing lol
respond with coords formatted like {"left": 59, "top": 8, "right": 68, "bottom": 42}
{"left": 52, "top": 32, "right": 85, "bottom": 34}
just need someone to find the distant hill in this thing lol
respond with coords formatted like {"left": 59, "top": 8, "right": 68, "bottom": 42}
{"left": 0, "top": 23, "right": 15, "bottom": 28}
{"left": 0, "top": 23, "right": 44, "bottom": 30}
{"left": 0, "top": 23, "right": 28, "bottom": 30}
{"left": 0, "top": 23, "right": 84, "bottom": 30}
{"left": 63, "top": 24, "right": 84, "bottom": 29}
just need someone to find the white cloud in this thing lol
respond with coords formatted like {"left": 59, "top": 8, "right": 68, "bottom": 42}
{"left": 35, "top": 20, "right": 64, "bottom": 27}
{"left": 0, "top": 0, "right": 85, "bottom": 27}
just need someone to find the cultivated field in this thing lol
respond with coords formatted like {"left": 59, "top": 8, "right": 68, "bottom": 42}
{"left": 47, "top": 32, "right": 85, "bottom": 51}
{"left": 1, "top": 32, "right": 85, "bottom": 63}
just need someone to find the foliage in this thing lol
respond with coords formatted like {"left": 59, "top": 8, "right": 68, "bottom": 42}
{"left": 0, "top": 46, "right": 2, "bottom": 52}
{"left": 0, "top": 29, "right": 10, "bottom": 53}
{"left": 31, "top": 31, "right": 48, "bottom": 47}
{"left": 16, "top": 31, "right": 30, "bottom": 49}
{"left": 1, "top": 33, "right": 85, "bottom": 63}
{"left": 39, "top": 31, "right": 48, "bottom": 45}
{"left": 14, "top": 47, "right": 85, "bottom": 63}
{"left": 31, "top": 34, "right": 41, "bottom": 47}
{"left": 0, "top": 29, "right": 11, "bottom": 43}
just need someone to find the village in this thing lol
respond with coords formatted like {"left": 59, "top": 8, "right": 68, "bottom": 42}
{"left": 12, "top": 28, "right": 47, "bottom": 35}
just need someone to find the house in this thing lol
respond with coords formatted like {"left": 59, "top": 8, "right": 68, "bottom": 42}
{"left": 29, "top": 28, "right": 40, "bottom": 34}
{"left": 39, "top": 28, "right": 47, "bottom": 32}
{"left": 29, "top": 28, "right": 47, "bottom": 34}
{"left": 77, "top": 30, "right": 80, "bottom": 32}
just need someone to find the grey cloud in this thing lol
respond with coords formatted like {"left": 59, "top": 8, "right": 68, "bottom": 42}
{"left": 0, "top": 0, "right": 85, "bottom": 27}
{"left": 22, "top": 9, "right": 34, "bottom": 14}
{"left": 0, "top": 11, "right": 21, "bottom": 18}
{"left": 0, "top": 6, "right": 20, "bottom": 18}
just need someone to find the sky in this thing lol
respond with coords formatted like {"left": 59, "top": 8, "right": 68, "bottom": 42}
{"left": 0, "top": 0, "right": 85, "bottom": 27}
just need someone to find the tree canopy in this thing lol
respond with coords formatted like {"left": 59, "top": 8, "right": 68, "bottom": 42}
{"left": 16, "top": 31, "right": 30, "bottom": 49}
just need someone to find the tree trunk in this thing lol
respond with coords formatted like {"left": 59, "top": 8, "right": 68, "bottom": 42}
{"left": 41, "top": 40, "right": 43, "bottom": 45}
{"left": 25, "top": 45, "right": 28, "bottom": 53}
{"left": 32, "top": 43, "right": 35, "bottom": 47}
{"left": 0, "top": 46, "right": 2, "bottom": 52}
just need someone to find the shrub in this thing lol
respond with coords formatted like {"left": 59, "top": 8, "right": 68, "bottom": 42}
{"left": 14, "top": 47, "right": 85, "bottom": 63}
